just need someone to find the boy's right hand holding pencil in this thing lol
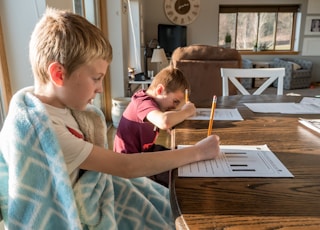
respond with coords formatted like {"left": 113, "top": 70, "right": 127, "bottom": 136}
{"left": 181, "top": 101, "right": 196, "bottom": 117}
{"left": 182, "top": 88, "right": 196, "bottom": 117}
{"left": 196, "top": 94, "right": 220, "bottom": 161}
{"left": 194, "top": 134, "right": 221, "bottom": 161}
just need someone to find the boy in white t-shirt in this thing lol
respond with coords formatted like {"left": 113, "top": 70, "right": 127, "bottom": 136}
{"left": 27, "top": 8, "right": 220, "bottom": 186}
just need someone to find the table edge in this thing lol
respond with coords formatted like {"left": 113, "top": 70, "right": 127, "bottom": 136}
{"left": 169, "top": 169, "right": 189, "bottom": 230}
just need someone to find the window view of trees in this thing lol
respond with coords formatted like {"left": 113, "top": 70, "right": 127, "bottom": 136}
{"left": 219, "top": 5, "right": 298, "bottom": 52}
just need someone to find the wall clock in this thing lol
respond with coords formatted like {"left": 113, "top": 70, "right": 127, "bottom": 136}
{"left": 164, "top": 0, "right": 200, "bottom": 26}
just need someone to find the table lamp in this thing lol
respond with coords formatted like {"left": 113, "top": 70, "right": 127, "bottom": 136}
{"left": 151, "top": 46, "right": 168, "bottom": 74}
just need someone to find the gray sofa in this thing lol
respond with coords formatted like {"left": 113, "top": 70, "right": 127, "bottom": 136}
{"left": 241, "top": 58, "right": 253, "bottom": 89}
{"left": 271, "top": 58, "right": 312, "bottom": 90}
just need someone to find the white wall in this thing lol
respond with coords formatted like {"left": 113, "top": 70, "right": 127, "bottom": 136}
{"left": 0, "top": 0, "right": 45, "bottom": 93}
{"left": 0, "top": 0, "right": 73, "bottom": 93}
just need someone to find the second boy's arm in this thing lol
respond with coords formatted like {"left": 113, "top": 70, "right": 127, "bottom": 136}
{"left": 146, "top": 102, "right": 196, "bottom": 130}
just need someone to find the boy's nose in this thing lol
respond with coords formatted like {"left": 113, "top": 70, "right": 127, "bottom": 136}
{"left": 96, "top": 83, "right": 104, "bottom": 93}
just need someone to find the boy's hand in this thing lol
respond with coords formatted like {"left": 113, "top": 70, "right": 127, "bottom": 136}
{"left": 181, "top": 102, "right": 196, "bottom": 117}
{"left": 194, "top": 135, "right": 220, "bottom": 161}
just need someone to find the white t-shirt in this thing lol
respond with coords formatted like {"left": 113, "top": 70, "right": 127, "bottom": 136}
{"left": 44, "top": 104, "right": 93, "bottom": 185}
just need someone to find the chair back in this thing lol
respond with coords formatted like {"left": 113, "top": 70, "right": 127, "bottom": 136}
{"left": 171, "top": 45, "right": 241, "bottom": 107}
{"left": 220, "top": 68, "right": 285, "bottom": 96}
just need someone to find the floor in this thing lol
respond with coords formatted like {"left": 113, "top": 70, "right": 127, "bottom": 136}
{"left": 107, "top": 85, "right": 320, "bottom": 150}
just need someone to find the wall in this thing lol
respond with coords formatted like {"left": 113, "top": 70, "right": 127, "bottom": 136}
{"left": 0, "top": 0, "right": 45, "bottom": 93}
{"left": 142, "top": 0, "right": 320, "bottom": 83}
{"left": 0, "top": 0, "right": 73, "bottom": 93}
{"left": 106, "top": 0, "right": 130, "bottom": 98}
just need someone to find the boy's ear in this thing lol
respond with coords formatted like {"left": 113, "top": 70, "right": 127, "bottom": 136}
{"left": 48, "top": 62, "right": 65, "bottom": 86}
{"left": 155, "top": 84, "right": 165, "bottom": 95}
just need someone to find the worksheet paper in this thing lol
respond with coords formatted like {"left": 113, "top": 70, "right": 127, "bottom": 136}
{"left": 244, "top": 102, "right": 320, "bottom": 114}
{"left": 299, "top": 118, "right": 320, "bottom": 134}
{"left": 187, "top": 108, "right": 243, "bottom": 120}
{"left": 244, "top": 96, "right": 320, "bottom": 114}
{"left": 300, "top": 97, "right": 320, "bottom": 105}
{"left": 178, "top": 145, "right": 293, "bottom": 178}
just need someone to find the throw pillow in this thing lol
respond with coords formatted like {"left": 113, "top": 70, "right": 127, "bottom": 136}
{"left": 287, "top": 61, "right": 301, "bottom": 70}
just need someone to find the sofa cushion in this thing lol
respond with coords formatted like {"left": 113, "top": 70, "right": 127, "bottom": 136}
{"left": 288, "top": 61, "right": 302, "bottom": 70}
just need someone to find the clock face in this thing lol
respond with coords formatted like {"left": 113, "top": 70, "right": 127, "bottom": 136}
{"left": 164, "top": 0, "right": 200, "bottom": 25}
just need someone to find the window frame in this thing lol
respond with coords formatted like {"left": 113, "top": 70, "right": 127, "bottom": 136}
{"left": 219, "top": 5, "right": 300, "bottom": 54}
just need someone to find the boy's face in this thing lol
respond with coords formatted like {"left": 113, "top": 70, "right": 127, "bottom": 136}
{"left": 61, "top": 58, "right": 108, "bottom": 111}
{"left": 157, "top": 89, "right": 184, "bottom": 111}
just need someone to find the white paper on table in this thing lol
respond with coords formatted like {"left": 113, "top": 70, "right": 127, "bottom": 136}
{"left": 298, "top": 118, "right": 320, "bottom": 134}
{"left": 244, "top": 102, "right": 320, "bottom": 114}
{"left": 300, "top": 97, "right": 320, "bottom": 106}
{"left": 187, "top": 108, "right": 243, "bottom": 121}
{"left": 178, "top": 144, "right": 293, "bottom": 178}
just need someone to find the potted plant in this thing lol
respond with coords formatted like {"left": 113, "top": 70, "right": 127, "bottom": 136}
{"left": 224, "top": 32, "right": 232, "bottom": 48}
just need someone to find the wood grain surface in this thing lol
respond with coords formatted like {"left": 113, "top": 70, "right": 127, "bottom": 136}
{"left": 170, "top": 95, "right": 320, "bottom": 230}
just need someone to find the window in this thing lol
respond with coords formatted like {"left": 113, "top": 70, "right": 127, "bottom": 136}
{"left": 219, "top": 5, "right": 300, "bottom": 52}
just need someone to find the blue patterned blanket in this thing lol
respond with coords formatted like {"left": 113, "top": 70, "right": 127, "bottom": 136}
{"left": 0, "top": 87, "right": 174, "bottom": 229}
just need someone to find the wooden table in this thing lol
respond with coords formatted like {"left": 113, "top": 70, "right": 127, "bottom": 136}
{"left": 170, "top": 95, "right": 320, "bottom": 229}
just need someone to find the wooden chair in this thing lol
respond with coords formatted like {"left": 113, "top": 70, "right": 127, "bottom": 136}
{"left": 220, "top": 68, "right": 285, "bottom": 96}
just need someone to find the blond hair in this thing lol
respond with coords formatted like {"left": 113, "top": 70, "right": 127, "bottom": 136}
{"left": 149, "top": 66, "right": 189, "bottom": 93}
{"left": 29, "top": 8, "right": 112, "bottom": 84}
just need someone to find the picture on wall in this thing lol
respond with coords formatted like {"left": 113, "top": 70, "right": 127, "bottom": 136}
{"left": 305, "top": 16, "right": 320, "bottom": 35}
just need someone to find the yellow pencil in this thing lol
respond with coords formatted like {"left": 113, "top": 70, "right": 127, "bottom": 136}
{"left": 207, "top": 95, "right": 217, "bottom": 136}
{"left": 185, "top": 89, "right": 189, "bottom": 102}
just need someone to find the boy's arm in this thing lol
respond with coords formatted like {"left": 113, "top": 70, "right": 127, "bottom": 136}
{"left": 79, "top": 135, "right": 220, "bottom": 178}
{"left": 146, "top": 102, "right": 196, "bottom": 129}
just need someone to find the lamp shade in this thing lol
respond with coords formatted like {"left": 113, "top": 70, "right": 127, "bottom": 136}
{"left": 151, "top": 47, "right": 168, "bottom": 64}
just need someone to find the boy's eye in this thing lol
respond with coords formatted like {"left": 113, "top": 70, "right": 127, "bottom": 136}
{"left": 93, "top": 76, "right": 103, "bottom": 81}
{"left": 173, "top": 100, "right": 180, "bottom": 105}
